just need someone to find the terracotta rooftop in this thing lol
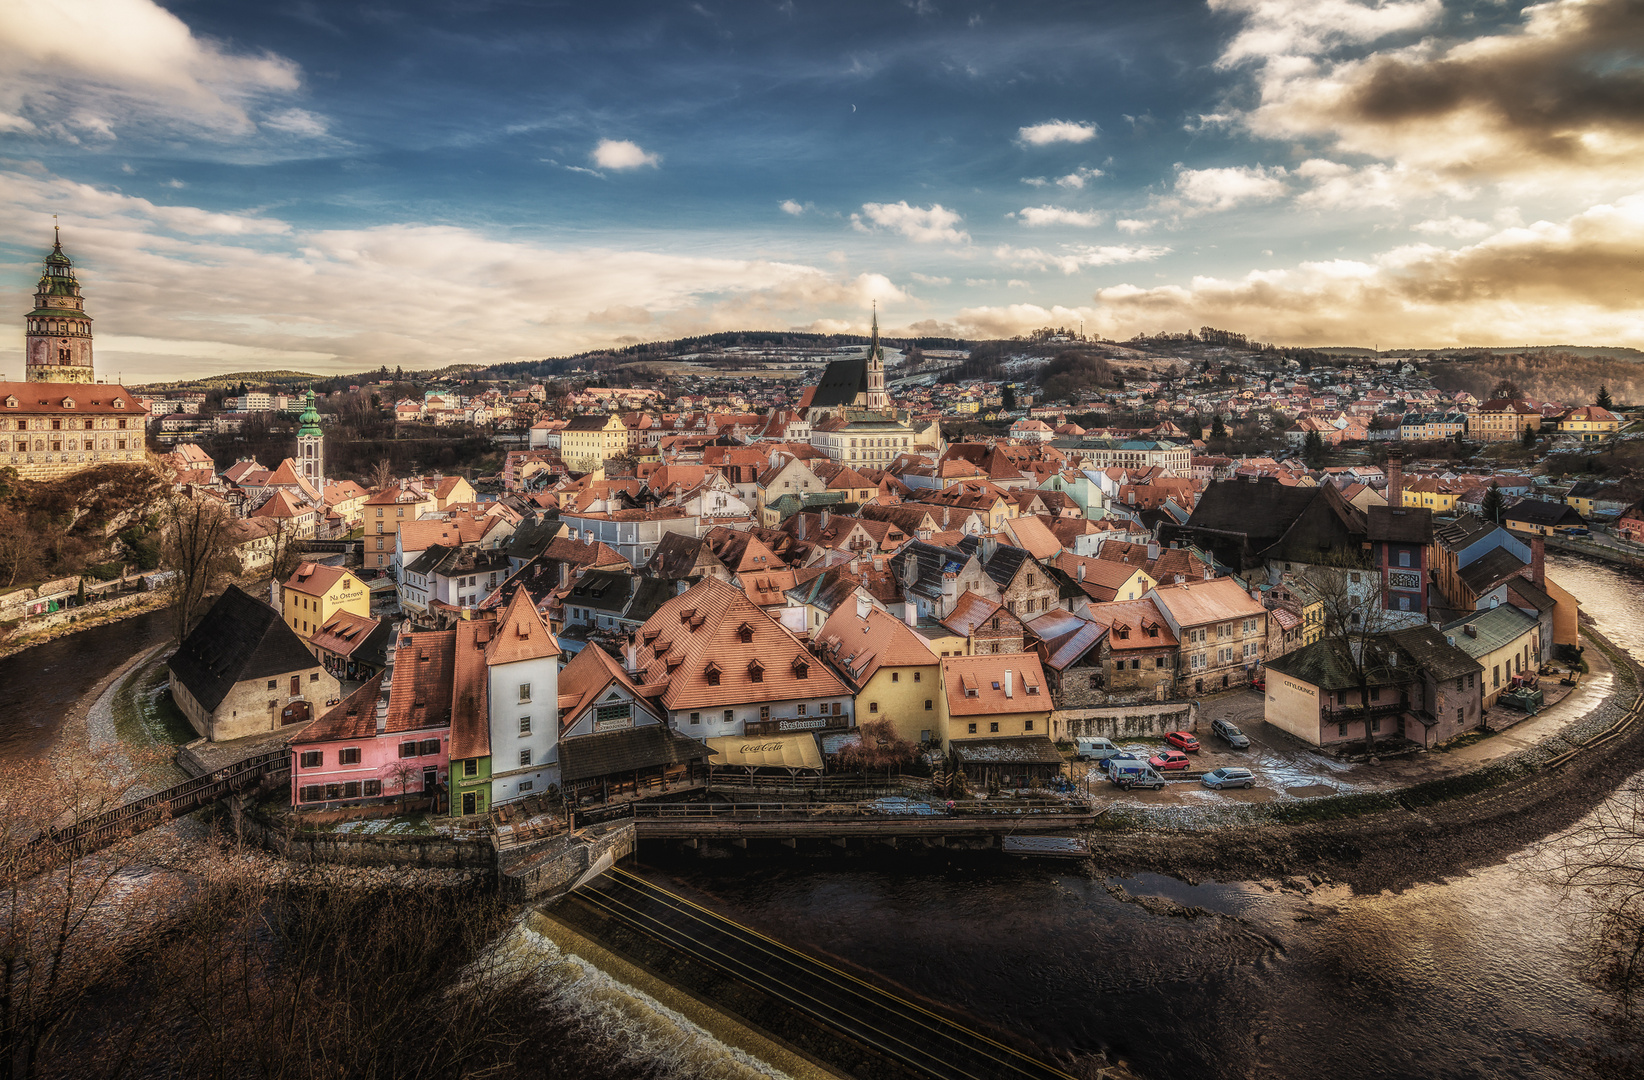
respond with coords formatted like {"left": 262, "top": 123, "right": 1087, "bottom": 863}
{"left": 939, "top": 653, "right": 1049, "bottom": 716}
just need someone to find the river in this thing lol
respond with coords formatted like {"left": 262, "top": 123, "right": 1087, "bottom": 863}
{"left": 0, "top": 607, "right": 168, "bottom": 759}
{"left": 622, "top": 554, "right": 1642, "bottom": 1080}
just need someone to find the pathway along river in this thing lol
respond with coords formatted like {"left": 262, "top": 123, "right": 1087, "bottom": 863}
{"left": 628, "top": 554, "right": 1642, "bottom": 1080}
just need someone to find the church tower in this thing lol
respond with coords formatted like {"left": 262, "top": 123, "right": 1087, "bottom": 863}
{"left": 296, "top": 389, "right": 325, "bottom": 492}
{"left": 24, "top": 228, "right": 95, "bottom": 384}
{"left": 864, "top": 302, "right": 888, "bottom": 412}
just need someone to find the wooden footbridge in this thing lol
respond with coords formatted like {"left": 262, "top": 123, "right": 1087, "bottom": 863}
{"left": 625, "top": 799, "right": 1097, "bottom": 849}
{"left": 40, "top": 749, "right": 288, "bottom": 857}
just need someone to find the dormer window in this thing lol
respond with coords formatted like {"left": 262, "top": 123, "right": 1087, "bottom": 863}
{"left": 4, "top": 398, "right": 14, "bottom": 409}
{"left": 747, "top": 659, "right": 764, "bottom": 683}
{"left": 61, "top": 398, "right": 74, "bottom": 409}
{"left": 792, "top": 657, "right": 809, "bottom": 679}
{"left": 736, "top": 622, "right": 755, "bottom": 644}
{"left": 112, "top": 399, "right": 124, "bottom": 408}
{"left": 704, "top": 661, "right": 721, "bottom": 686}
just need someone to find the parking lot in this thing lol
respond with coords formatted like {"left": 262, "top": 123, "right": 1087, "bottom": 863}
{"left": 1068, "top": 687, "right": 1406, "bottom": 808}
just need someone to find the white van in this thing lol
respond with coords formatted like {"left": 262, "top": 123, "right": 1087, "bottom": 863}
{"left": 1107, "top": 760, "right": 1166, "bottom": 790}
{"left": 1074, "top": 736, "right": 1120, "bottom": 762}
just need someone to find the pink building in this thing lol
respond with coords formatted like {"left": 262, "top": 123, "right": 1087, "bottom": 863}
{"left": 289, "top": 629, "right": 453, "bottom": 809}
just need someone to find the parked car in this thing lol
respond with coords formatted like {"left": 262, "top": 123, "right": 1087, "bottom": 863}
{"left": 1102, "top": 751, "right": 1142, "bottom": 773}
{"left": 1149, "top": 750, "right": 1191, "bottom": 771}
{"left": 1074, "top": 736, "right": 1121, "bottom": 762}
{"left": 1164, "top": 731, "right": 1201, "bottom": 752}
{"left": 1107, "top": 760, "right": 1167, "bottom": 790}
{"left": 1202, "top": 767, "right": 1256, "bottom": 790}
{"left": 1250, "top": 676, "right": 1266, "bottom": 692}
{"left": 1211, "top": 718, "right": 1250, "bottom": 749}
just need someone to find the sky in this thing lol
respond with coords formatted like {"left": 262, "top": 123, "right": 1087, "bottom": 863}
{"left": 2, "top": 0, "right": 1643, "bottom": 381}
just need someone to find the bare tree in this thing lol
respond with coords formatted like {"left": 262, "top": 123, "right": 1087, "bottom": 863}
{"left": 834, "top": 719, "right": 917, "bottom": 776}
{"left": 0, "top": 513, "right": 37, "bottom": 590}
{"left": 161, "top": 494, "right": 231, "bottom": 644}
{"left": 369, "top": 458, "right": 395, "bottom": 492}
{"left": 1547, "top": 775, "right": 1644, "bottom": 1008}
{"left": 1302, "top": 562, "right": 1403, "bottom": 755}
{"left": 387, "top": 761, "right": 420, "bottom": 815}
{"left": 264, "top": 514, "right": 305, "bottom": 590}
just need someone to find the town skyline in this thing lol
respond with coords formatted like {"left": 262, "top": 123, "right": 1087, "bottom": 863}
{"left": 4, "top": 0, "right": 1644, "bottom": 381}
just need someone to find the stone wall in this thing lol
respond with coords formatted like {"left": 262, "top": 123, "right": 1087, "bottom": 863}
{"left": 231, "top": 797, "right": 495, "bottom": 869}
{"left": 1056, "top": 701, "right": 1198, "bottom": 741}
{"left": 499, "top": 821, "right": 636, "bottom": 901}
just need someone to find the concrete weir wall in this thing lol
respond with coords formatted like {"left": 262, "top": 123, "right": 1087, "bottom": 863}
{"left": 499, "top": 821, "right": 636, "bottom": 901}
{"left": 1057, "top": 701, "right": 1198, "bottom": 740}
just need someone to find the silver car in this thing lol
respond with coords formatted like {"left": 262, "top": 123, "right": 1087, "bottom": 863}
{"left": 1202, "top": 767, "right": 1256, "bottom": 790}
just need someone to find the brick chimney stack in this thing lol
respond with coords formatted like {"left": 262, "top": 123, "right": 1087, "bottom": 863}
{"left": 1532, "top": 535, "right": 1545, "bottom": 586}
{"left": 1387, "top": 452, "right": 1403, "bottom": 508}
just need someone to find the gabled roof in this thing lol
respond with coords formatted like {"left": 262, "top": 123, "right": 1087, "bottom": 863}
{"left": 939, "top": 590, "right": 1012, "bottom": 637}
{"left": 448, "top": 623, "right": 489, "bottom": 760}
{"left": 1458, "top": 546, "right": 1529, "bottom": 595}
{"left": 284, "top": 562, "right": 354, "bottom": 598}
{"left": 939, "top": 653, "right": 1050, "bottom": 716}
{"left": 308, "top": 609, "right": 387, "bottom": 662}
{"left": 1085, "top": 598, "right": 1177, "bottom": 650}
{"left": 1026, "top": 610, "right": 1106, "bottom": 671}
{"left": 486, "top": 587, "right": 561, "bottom": 665}
{"left": 808, "top": 357, "right": 869, "bottom": 409}
{"left": 169, "top": 586, "right": 321, "bottom": 713}
{"left": 1366, "top": 504, "right": 1434, "bottom": 545}
{"left": 816, "top": 605, "right": 939, "bottom": 688}
{"left": 1387, "top": 625, "right": 1484, "bottom": 680}
{"left": 557, "top": 642, "right": 654, "bottom": 733}
{"left": 297, "top": 674, "right": 387, "bottom": 743}
{"left": 956, "top": 537, "right": 1031, "bottom": 590}
{"left": 1441, "top": 605, "right": 1538, "bottom": 658}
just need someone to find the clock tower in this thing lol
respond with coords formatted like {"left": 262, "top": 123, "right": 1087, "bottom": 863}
{"left": 24, "top": 228, "right": 95, "bottom": 385}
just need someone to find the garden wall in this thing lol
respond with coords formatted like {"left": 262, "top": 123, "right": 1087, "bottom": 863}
{"left": 1056, "top": 701, "right": 1199, "bottom": 741}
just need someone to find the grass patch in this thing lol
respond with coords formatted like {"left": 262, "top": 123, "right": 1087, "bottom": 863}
{"left": 112, "top": 663, "right": 196, "bottom": 751}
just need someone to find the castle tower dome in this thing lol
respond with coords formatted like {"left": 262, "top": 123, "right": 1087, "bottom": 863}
{"left": 296, "top": 389, "right": 325, "bottom": 491}
{"left": 24, "top": 226, "right": 95, "bottom": 384}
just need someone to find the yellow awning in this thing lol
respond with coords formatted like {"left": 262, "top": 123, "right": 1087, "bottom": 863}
{"left": 707, "top": 733, "right": 823, "bottom": 770}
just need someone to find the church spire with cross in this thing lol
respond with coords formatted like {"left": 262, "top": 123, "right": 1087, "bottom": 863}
{"left": 864, "top": 301, "right": 888, "bottom": 411}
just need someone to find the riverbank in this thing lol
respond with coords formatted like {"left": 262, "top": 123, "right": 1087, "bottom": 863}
{"left": 1083, "top": 625, "right": 1644, "bottom": 894}
{"left": 0, "top": 587, "right": 171, "bottom": 662}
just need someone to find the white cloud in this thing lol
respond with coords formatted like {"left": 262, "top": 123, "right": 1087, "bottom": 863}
{"left": 956, "top": 302, "right": 1101, "bottom": 339}
{"left": 852, "top": 201, "right": 969, "bottom": 244}
{"left": 1018, "top": 120, "right": 1098, "bottom": 145}
{"left": 1293, "top": 159, "right": 1473, "bottom": 211}
{"left": 1085, "top": 192, "right": 1644, "bottom": 347}
{"left": 994, "top": 243, "right": 1169, "bottom": 274}
{"left": 1115, "top": 218, "right": 1155, "bottom": 234}
{"left": 0, "top": 0, "right": 307, "bottom": 141}
{"left": 1014, "top": 206, "right": 1104, "bottom": 228}
{"left": 1164, "top": 164, "right": 1288, "bottom": 213}
{"left": 0, "top": 168, "right": 920, "bottom": 379}
{"left": 261, "top": 107, "right": 330, "bottom": 139}
{"left": 1021, "top": 176, "right": 1050, "bottom": 188}
{"left": 1211, "top": 0, "right": 1440, "bottom": 68}
{"left": 1055, "top": 167, "right": 1104, "bottom": 190}
{"left": 910, "top": 272, "right": 951, "bottom": 285}
{"left": 1411, "top": 216, "right": 1493, "bottom": 239}
{"left": 592, "top": 139, "right": 660, "bottom": 170}
{"left": 780, "top": 199, "right": 806, "bottom": 215}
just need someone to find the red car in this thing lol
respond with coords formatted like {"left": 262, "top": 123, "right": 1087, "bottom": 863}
{"left": 1164, "top": 731, "right": 1201, "bottom": 752}
{"left": 1149, "top": 750, "right": 1191, "bottom": 771}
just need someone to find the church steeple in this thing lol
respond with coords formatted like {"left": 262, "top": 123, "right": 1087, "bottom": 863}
{"left": 864, "top": 301, "right": 888, "bottom": 412}
{"left": 296, "top": 388, "right": 325, "bottom": 492}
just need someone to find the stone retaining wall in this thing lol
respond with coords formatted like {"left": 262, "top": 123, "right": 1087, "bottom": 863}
{"left": 230, "top": 796, "right": 495, "bottom": 870}
{"left": 1056, "top": 701, "right": 1199, "bottom": 741}
{"left": 499, "top": 821, "right": 636, "bottom": 901}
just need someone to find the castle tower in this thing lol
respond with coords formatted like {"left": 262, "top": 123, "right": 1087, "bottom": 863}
{"left": 296, "top": 389, "right": 325, "bottom": 491}
{"left": 864, "top": 302, "right": 888, "bottom": 412}
{"left": 24, "top": 227, "right": 95, "bottom": 384}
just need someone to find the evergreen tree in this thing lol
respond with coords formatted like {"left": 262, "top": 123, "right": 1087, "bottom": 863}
{"left": 1186, "top": 416, "right": 1203, "bottom": 440}
{"left": 1210, "top": 414, "right": 1227, "bottom": 440}
{"left": 1302, "top": 429, "right": 1327, "bottom": 468}
{"left": 1598, "top": 385, "right": 1613, "bottom": 409}
{"left": 1521, "top": 425, "right": 1536, "bottom": 449}
{"left": 1002, "top": 383, "right": 1017, "bottom": 412}
{"left": 1481, "top": 481, "right": 1505, "bottom": 524}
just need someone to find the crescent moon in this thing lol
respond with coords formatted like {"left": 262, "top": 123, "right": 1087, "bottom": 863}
{"left": 851, "top": 104, "right": 857, "bottom": 112}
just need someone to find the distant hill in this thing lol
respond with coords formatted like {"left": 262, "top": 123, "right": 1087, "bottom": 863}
{"left": 1386, "top": 345, "right": 1644, "bottom": 363}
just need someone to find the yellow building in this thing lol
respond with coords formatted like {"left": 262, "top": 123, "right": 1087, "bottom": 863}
{"left": 1557, "top": 405, "right": 1620, "bottom": 443}
{"left": 560, "top": 414, "right": 629, "bottom": 470}
{"left": 1441, "top": 606, "right": 1541, "bottom": 708}
{"left": 1400, "top": 477, "right": 1464, "bottom": 512}
{"left": 362, "top": 483, "right": 438, "bottom": 573}
{"left": 816, "top": 604, "right": 943, "bottom": 745}
{"left": 282, "top": 562, "right": 371, "bottom": 641}
{"left": 1467, "top": 400, "right": 1541, "bottom": 442}
{"left": 936, "top": 652, "right": 1053, "bottom": 750}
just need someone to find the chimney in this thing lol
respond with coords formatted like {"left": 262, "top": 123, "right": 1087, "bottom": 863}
{"left": 375, "top": 630, "right": 400, "bottom": 734}
{"left": 1387, "top": 452, "right": 1403, "bottom": 508}
{"left": 1147, "top": 540, "right": 1160, "bottom": 561}
{"left": 1005, "top": 668, "right": 1013, "bottom": 698}
{"left": 797, "top": 514, "right": 807, "bottom": 540}
{"left": 1531, "top": 536, "right": 1545, "bottom": 586}
{"left": 819, "top": 508, "right": 830, "bottom": 530}
{"left": 1077, "top": 561, "right": 1086, "bottom": 582}
{"left": 856, "top": 593, "right": 871, "bottom": 620}
{"left": 904, "top": 602, "right": 916, "bottom": 627}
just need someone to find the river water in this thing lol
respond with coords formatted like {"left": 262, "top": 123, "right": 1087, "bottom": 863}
{"left": 0, "top": 608, "right": 168, "bottom": 759}
{"left": 622, "top": 554, "right": 1642, "bottom": 1080}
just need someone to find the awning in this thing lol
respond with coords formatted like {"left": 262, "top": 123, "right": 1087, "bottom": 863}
{"left": 707, "top": 733, "right": 823, "bottom": 771}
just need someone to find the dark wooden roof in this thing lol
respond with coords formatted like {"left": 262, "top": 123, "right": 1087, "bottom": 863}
{"left": 1458, "top": 547, "right": 1528, "bottom": 595}
{"left": 168, "top": 585, "right": 320, "bottom": 713}
{"left": 807, "top": 357, "right": 868, "bottom": 409}
{"left": 559, "top": 725, "right": 710, "bottom": 782}
{"left": 1366, "top": 504, "right": 1434, "bottom": 545}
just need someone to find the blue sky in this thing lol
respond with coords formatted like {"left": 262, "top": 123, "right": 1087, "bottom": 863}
{"left": 2, "top": 0, "right": 1643, "bottom": 379}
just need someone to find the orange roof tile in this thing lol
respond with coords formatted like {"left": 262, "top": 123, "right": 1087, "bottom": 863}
{"left": 939, "top": 653, "right": 1049, "bottom": 716}
{"left": 486, "top": 587, "right": 561, "bottom": 665}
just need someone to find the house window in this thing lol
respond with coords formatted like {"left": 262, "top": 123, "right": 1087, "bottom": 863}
{"left": 913, "top": 671, "right": 921, "bottom": 682}
{"left": 338, "top": 748, "right": 361, "bottom": 765}
{"left": 267, "top": 680, "right": 277, "bottom": 690}
{"left": 310, "top": 672, "right": 320, "bottom": 682}
{"left": 968, "top": 723, "right": 977, "bottom": 734}
{"left": 690, "top": 712, "right": 701, "bottom": 724}
{"left": 363, "top": 780, "right": 381, "bottom": 797}
{"left": 299, "top": 785, "right": 325, "bottom": 802}
{"left": 990, "top": 722, "right": 1000, "bottom": 732}
{"left": 925, "top": 699, "right": 933, "bottom": 710}
{"left": 519, "top": 748, "right": 532, "bottom": 766}
{"left": 518, "top": 781, "right": 534, "bottom": 793}
{"left": 1456, "top": 708, "right": 1464, "bottom": 723}
{"left": 299, "top": 751, "right": 322, "bottom": 768}
{"left": 797, "top": 704, "right": 806, "bottom": 715}
{"left": 518, "top": 683, "right": 531, "bottom": 703}
{"left": 1338, "top": 723, "right": 1347, "bottom": 736}
{"left": 519, "top": 716, "right": 531, "bottom": 735}
{"left": 1399, "top": 551, "right": 1411, "bottom": 567}
{"left": 399, "top": 741, "right": 418, "bottom": 758}
{"left": 869, "top": 702, "right": 879, "bottom": 713}
{"left": 1025, "top": 719, "right": 1034, "bottom": 731}
{"left": 464, "top": 758, "right": 477, "bottom": 778}
{"left": 723, "top": 710, "right": 733, "bottom": 724}
{"left": 891, "top": 672, "right": 899, "bottom": 683}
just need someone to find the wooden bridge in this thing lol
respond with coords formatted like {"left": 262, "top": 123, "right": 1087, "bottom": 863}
{"left": 42, "top": 749, "right": 289, "bottom": 857}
